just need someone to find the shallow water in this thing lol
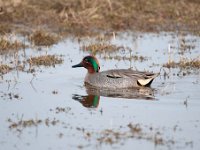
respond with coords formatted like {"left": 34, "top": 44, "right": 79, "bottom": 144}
{"left": 0, "top": 32, "right": 200, "bottom": 150}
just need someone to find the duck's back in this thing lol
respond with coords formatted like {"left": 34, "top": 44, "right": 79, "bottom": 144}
{"left": 84, "top": 69, "right": 158, "bottom": 89}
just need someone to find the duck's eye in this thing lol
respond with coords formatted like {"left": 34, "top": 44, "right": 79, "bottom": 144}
{"left": 83, "top": 59, "right": 89, "bottom": 64}
{"left": 84, "top": 58, "right": 89, "bottom": 63}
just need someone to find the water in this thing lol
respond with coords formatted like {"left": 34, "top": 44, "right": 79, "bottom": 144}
{"left": 0, "top": 32, "right": 200, "bottom": 150}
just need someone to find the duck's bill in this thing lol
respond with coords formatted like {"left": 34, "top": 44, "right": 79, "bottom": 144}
{"left": 72, "top": 62, "right": 83, "bottom": 68}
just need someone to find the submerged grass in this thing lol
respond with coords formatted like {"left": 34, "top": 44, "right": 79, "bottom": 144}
{"left": 78, "top": 123, "right": 175, "bottom": 147}
{"left": 8, "top": 118, "right": 60, "bottom": 130}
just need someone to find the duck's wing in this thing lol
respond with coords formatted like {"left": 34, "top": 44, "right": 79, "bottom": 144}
{"left": 103, "top": 69, "right": 159, "bottom": 86}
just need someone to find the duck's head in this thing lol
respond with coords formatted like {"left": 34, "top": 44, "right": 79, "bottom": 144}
{"left": 72, "top": 55, "right": 100, "bottom": 73}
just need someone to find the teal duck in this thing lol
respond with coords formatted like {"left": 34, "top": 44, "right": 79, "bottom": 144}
{"left": 72, "top": 55, "right": 159, "bottom": 89}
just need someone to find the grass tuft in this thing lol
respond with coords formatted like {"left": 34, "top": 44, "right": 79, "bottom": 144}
{"left": 27, "top": 55, "right": 63, "bottom": 67}
{"left": 28, "top": 30, "right": 59, "bottom": 46}
{"left": 0, "top": 64, "right": 12, "bottom": 75}
{"left": 0, "top": 37, "right": 25, "bottom": 53}
{"left": 81, "top": 43, "right": 125, "bottom": 54}
{"left": 163, "top": 57, "right": 200, "bottom": 69}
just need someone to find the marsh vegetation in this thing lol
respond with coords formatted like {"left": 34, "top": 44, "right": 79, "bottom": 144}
{"left": 0, "top": 1, "right": 200, "bottom": 150}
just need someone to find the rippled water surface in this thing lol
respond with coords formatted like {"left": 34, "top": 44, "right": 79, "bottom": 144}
{"left": 0, "top": 32, "right": 200, "bottom": 150}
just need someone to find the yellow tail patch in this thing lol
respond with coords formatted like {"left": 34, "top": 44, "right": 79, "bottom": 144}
{"left": 137, "top": 78, "right": 152, "bottom": 86}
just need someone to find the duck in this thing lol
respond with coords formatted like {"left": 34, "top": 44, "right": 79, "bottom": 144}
{"left": 72, "top": 55, "right": 159, "bottom": 89}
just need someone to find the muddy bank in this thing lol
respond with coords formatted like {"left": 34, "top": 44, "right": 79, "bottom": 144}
{"left": 0, "top": 0, "right": 200, "bottom": 38}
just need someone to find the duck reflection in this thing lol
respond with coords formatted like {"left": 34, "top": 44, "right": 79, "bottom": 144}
{"left": 72, "top": 94, "right": 100, "bottom": 108}
{"left": 72, "top": 84, "right": 156, "bottom": 108}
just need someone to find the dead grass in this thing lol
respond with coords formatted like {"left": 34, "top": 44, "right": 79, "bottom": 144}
{"left": 0, "top": 24, "right": 12, "bottom": 34}
{"left": 0, "top": 64, "right": 12, "bottom": 75}
{"left": 163, "top": 57, "right": 200, "bottom": 69}
{"left": 84, "top": 123, "right": 174, "bottom": 146}
{"left": 8, "top": 117, "right": 60, "bottom": 130}
{"left": 8, "top": 119, "right": 42, "bottom": 129}
{"left": 27, "top": 55, "right": 63, "bottom": 67}
{"left": 103, "top": 55, "right": 148, "bottom": 62}
{"left": 0, "top": 0, "right": 200, "bottom": 36}
{"left": 81, "top": 42, "right": 126, "bottom": 54}
{"left": 28, "top": 30, "right": 59, "bottom": 46}
{"left": 0, "top": 37, "right": 25, "bottom": 53}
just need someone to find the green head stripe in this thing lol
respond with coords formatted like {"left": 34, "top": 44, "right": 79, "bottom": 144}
{"left": 89, "top": 58, "right": 99, "bottom": 72}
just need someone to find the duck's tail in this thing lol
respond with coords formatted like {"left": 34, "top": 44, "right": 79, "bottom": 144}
{"left": 137, "top": 73, "right": 159, "bottom": 87}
